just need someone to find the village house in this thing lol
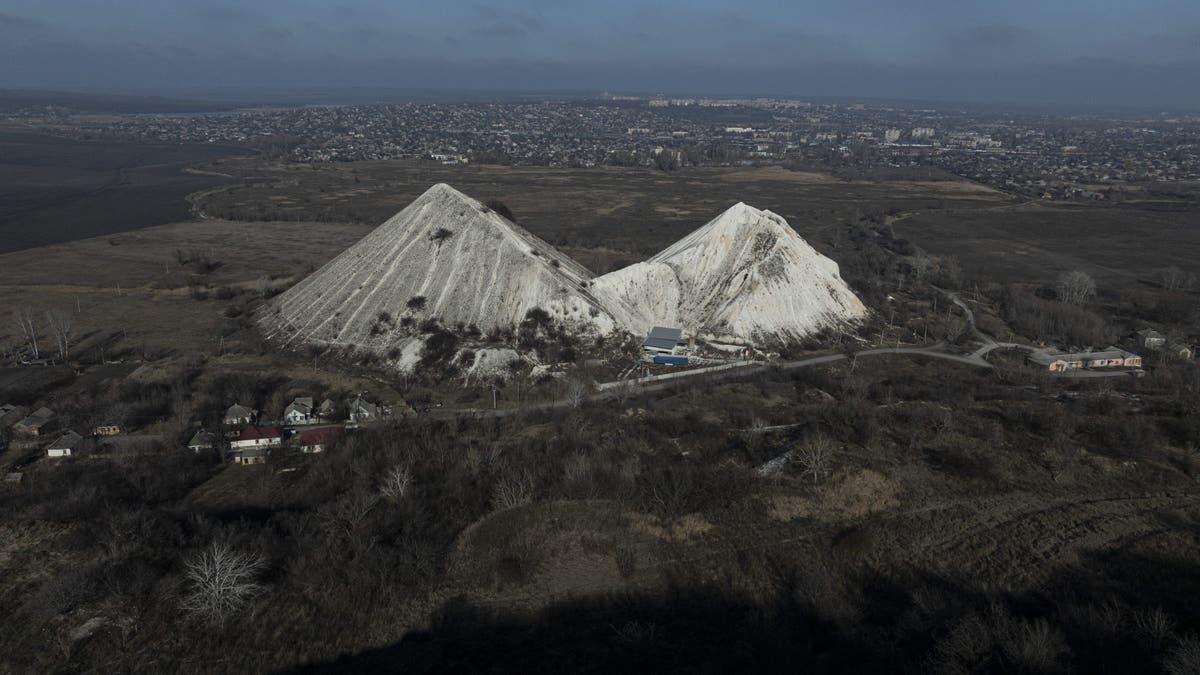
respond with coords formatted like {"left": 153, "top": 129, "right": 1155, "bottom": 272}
{"left": 1135, "top": 329, "right": 1167, "bottom": 350}
{"left": 297, "top": 427, "right": 340, "bottom": 453}
{"left": 46, "top": 431, "right": 83, "bottom": 458}
{"left": 318, "top": 398, "right": 338, "bottom": 421}
{"left": 223, "top": 403, "right": 257, "bottom": 427}
{"left": 346, "top": 398, "right": 384, "bottom": 423}
{"left": 231, "top": 446, "right": 269, "bottom": 465}
{"left": 283, "top": 397, "right": 316, "bottom": 425}
{"left": 187, "top": 429, "right": 217, "bottom": 452}
{"left": 231, "top": 425, "right": 281, "bottom": 450}
{"left": 93, "top": 425, "right": 122, "bottom": 437}
{"left": 642, "top": 326, "right": 684, "bottom": 355}
{"left": 1027, "top": 347, "right": 1142, "bottom": 373}
{"left": 14, "top": 407, "right": 55, "bottom": 437}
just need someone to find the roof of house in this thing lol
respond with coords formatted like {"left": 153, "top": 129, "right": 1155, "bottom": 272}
{"left": 225, "top": 403, "right": 256, "bottom": 418}
{"left": 1028, "top": 347, "right": 1137, "bottom": 365}
{"left": 17, "top": 407, "right": 54, "bottom": 429}
{"left": 48, "top": 430, "right": 82, "bottom": 450}
{"left": 347, "top": 399, "right": 379, "bottom": 416}
{"left": 644, "top": 326, "right": 683, "bottom": 350}
{"left": 286, "top": 397, "right": 314, "bottom": 415}
{"left": 187, "top": 430, "right": 216, "bottom": 448}
{"left": 298, "top": 427, "right": 341, "bottom": 447}
{"left": 237, "top": 426, "right": 281, "bottom": 442}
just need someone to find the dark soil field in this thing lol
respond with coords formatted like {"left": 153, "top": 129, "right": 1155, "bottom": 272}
{"left": 191, "top": 159, "right": 1012, "bottom": 273}
{"left": 0, "top": 131, "right": 248, "bottom": 253}
{"left": 893, "top": 201, "right": 1200, "bottom": 285}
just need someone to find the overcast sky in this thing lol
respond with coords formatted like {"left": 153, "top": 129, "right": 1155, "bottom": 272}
{"left": 2, "top": 1, "right": 1198, "bottom": 107}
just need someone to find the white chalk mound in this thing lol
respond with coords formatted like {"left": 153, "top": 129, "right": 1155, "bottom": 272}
{"left": 262, "top": 185, "right": 866, "bottom": 354}
{"left": 261, "top": 184, "right": 622, "bottom": 349}
{"left": 592, "top": 202, "right": 867, "bottom": 342}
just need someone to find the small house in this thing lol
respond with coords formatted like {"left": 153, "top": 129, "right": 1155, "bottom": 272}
{"left": 223, "top": 404, "right": 257, "bottom": 427}
{"left": 283, "top": 397, "right": 316, "bottom": 425}
{"left": 1028, "top": 347, "right": 1142, "bottom": 372}
{"left": 230, "top": 446, "right": 269, "bottom": 465}
{"left": 93, "top": 425, "right": 122, "bottom": 437}
{"left": 297, "top": 427, "right": 340, "bottom": 453}
{"left": 643, "top": 326, "right": 684, "bottom": 355}
{"left": 14, "top": 407, "right": 55, "bottom": 437}
{"left": 318, "top": 398, "right": 338, "bottom": 421}
{"left": 231, "top": 425, "right": 281, "bottom": 450}
{"left": 187, "top": 430, "right": 217, "bottom": 452}
{"left": 346, "top": 398, "right": 382, "bottom": 423}
{"left": 1135, "top": 329, "right": 1167, "bottom": 351}
{"left": 47, "top": 430, "right": 83, "bottom": 458}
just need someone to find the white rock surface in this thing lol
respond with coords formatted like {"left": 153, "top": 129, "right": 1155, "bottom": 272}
{"left": 592, "top": 202, "right": 867, "bottom": 342}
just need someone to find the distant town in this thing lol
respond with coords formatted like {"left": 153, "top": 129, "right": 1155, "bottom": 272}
{"left": 6, "top": 94, "right": 1200, "bottom": 201}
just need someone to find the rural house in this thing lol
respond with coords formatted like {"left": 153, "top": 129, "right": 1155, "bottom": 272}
{"left": 231, "top": 426, "right": 281, "bottom": 450}
{"left": 346, "top": 398, "right": 383, "bottom": 423}
{"left": 643, "top": 326, "right": 684, "bottom": 355}
{"left": 231, "top": 447, "right": 269, "bottom": 465}
{"left": 14, "top": 407, "right": 55, "bottom": 436}
{"left": 318, "top": 398, "right": 337, "bottom": 421}
{"left": 93, "top": 425, "right": 122, "bottom": 437}
{"left": 1027, "top": 347, "right": 1142, "bottom": 373}
{"left": 223, "top": 403, "right": 257, "bottom": 426}
{"left": 187, "top": 430, "right": 217, "bottom": 452}
{"left": 297, "top": 427, "right": 340, "bottom": 453}
{"left": 283, "top": 397, "right": 316, "bottom": 425}
{"left": 1135, "top": 329, "right": 1167, "bottom": 350}
{"left": 46, "top": 431, "right": 83, "bottom": 458}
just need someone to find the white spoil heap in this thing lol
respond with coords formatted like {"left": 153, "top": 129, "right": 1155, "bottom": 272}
{"left": 592, "top": 202, "right": 867, "bottom": 342}
{"left": 261, "top": 183, "right": 624, "bottom": 350}
{"left": 262, "top": 185, "right": 866, "bottom": 355}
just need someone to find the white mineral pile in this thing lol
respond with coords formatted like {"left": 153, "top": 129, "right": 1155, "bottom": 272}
{"left": 592, "top": 202, "right": 867, "bottom": 342}
{"left": 261, "top": 183, "right": 623, "bottom": 349}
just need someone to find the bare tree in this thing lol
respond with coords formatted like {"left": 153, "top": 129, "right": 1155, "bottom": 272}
{"left": 379, "top": 465, "right": 412, "bottom": 501}
{"left": 1161, "top": 266, "right": 1192, "bottom": 292}
{"left": 12, "top": 307, "right": 38, "bottom": 359}
{"left": 566, "top": 378, "right": 589, "bottom": 409}
{"left": 492, "top": 470, "right": 534, "bottom": 511}
{"left": 1056, "top": 270, "right": 1096, "bottom": 306}
{"left": 46, "top": 308, "right": 72, "bottom": 361}
{"left": 254, "top": 276, "right": 271, "bottom": 298}
{"left": 746, "top": 418, "right": 770, "bottom": 452}
{"left": 180, "top": 541, "right": 265, "bottom": 625}
{"left": 795, "top": 435, "right": 836, "bottom": 484}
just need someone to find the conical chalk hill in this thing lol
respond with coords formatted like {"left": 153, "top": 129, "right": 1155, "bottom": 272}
{"left": 261, "top": 183, "right": 621, "bottom": 349}
{"left": 592, "top": 202, "right": 867, "bottom": 342}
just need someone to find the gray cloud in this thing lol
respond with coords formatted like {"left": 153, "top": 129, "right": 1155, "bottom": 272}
{"left": 0, "top": 11, "right": 49, "bottom": 31}
{"left": 469, "top": 5, "right": 543, "bottom": 39}
{"left": 940, "top": 22, "right": 1039, "bottom": 61}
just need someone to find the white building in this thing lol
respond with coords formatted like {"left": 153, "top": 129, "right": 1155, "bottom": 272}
{"left": 47, "top": 431, "right": 83, "bottom": 458}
